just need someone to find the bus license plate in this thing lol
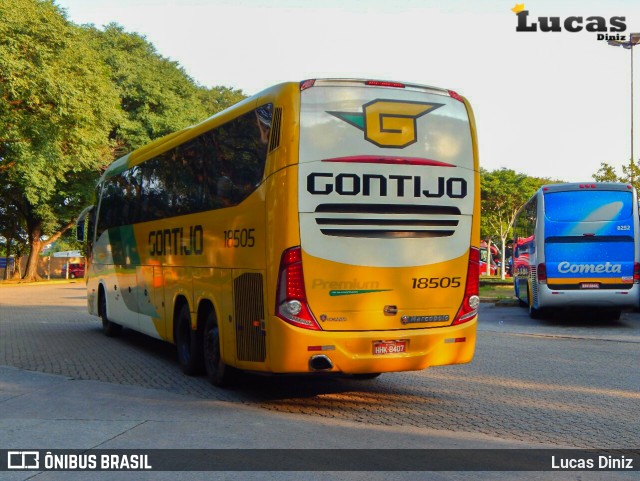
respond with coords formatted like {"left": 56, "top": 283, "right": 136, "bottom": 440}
{"left": 373, "top": 340, "right": 407, "bottom": 355}
{"left": 580, "top": 282, "right": 600, "bottom": 289}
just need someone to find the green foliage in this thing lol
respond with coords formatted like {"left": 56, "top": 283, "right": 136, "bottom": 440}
{"left": 0, "top": 2, "right": 248, "bottom": 279}
{"left": 88, "top": 24, "right": 210, "bottom": 154}
{"left": 480, "top": 168, "right": 549, "bottom": 243}
{"left": 42, "top": 228, "right": 82, "bottom": 255}
{"left": 0, "top": 1, "right": 120, "bottom": 199}
{"left": 480, "top": 168, "right": 552, "bottom": 279}
{"left": 593, "top": 160, "right": 640, "bottom": 190}
{"left": 0, "top": 0, "right": 122, "bottom": 278}
{"left": 0, "top": 180, "right": 27, "bottom": 258}
{"left": 198, "top": 86, "right": 247, "bottom": 117}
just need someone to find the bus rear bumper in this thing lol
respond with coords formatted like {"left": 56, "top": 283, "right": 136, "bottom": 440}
{"left": 264, "top": 317, "right": 477, "bottom": 374}
{"left": 538, "top": 284, "right": 640, "bottom": 309}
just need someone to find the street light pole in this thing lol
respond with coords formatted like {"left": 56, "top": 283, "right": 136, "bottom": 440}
{"left": 608, "top": 33, "right": 640, "bottom": 183}
{"left": 631, "top": 38, "right": 634, "bottom": 167}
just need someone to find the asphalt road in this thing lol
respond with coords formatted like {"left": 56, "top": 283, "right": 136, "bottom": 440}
{"left": 1, "top": 282, "right": 639, "bottom": 480}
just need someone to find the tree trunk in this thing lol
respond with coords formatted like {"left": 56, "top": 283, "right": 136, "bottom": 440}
{"left": 12, "top": 255, "right": 23, "bottom": 280}
{"left": 23, "top": 218, "right": 43, "bottom": 282}
{"left": 500, "top": 237, "right": 507, "bottom": 280}
{"left": 3, "top": 237, "right": 11, "bottom": 281}
{"left": 39, "top": 221, "right": 75, "bottom": 253}
{"left": 486, "top": 239, "right": 491, "bottom": 276}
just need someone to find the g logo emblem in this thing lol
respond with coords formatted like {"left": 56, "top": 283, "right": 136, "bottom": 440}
{"left": 329, "top": 99, "right": 443, "bottom": 149}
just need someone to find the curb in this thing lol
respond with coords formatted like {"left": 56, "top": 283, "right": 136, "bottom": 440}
{"left": 480, "top": 297, "right": 519, "bottom": 307}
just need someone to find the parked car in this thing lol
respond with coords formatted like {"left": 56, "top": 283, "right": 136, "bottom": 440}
{"left": 479, "top": 256, "right": 498, "bottom": 276}
{"left": 62, "top": 263, "right": 85, "bottom": 279}
{"left": 480, "top": 241, "right": 499, "bottom": 276}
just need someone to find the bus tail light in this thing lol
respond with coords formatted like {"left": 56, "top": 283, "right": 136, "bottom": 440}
{"left": 276, "top": 246, "right": 321, "bottom": 330}
{"left": 365, "top": 80, "right": 406, "bottom": 88}
{"left": 537, "top": 263, "right": 547, "bottom": 283}
{"left": 452, "top": 247, "right": 480, "bottom": 325}
{"left": 448, "top": 90, "right": 465, "bottom": 103}
{"left": 300, "top": 79, "right": 316, "bottom": 91}
{"left": 634, "top": 263, "right": 640, "bottom": 283}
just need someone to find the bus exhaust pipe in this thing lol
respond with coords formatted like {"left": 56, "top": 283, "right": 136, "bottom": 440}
{"left": 309, "top": 355, "right": 333, "bottom": 371}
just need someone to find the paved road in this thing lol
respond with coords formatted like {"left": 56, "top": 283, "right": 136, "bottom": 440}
{"left": 1, "top": 282, "right": 638, "bottom": 450}
{"left": 1, "top": 282, "right": 639, "bottom": 480}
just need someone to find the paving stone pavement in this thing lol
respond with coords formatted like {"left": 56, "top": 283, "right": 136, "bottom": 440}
{"left": 1, "top": 283, "right": 638, "bottom": 449}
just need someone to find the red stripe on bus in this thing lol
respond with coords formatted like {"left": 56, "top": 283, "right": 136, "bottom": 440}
{"left": 322, "top": 156, "right": 455, "bottom": 167}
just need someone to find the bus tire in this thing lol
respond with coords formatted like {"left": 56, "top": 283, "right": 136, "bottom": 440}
{"left": 99, "top": 287, "right": 122, "bottom": 337}
{"left": 351, "top": 373, "right": 381, "bottom": 380}
{"left": 527, "top": 286, "right": 543, "bottom": 319}
{"left": 176, "top": 304, "right": 202, "bottom": 376}
{"left": 203, "top": 311, "right": 236, "bottom": 387}
{"left": 602, "top": 308, "right": 621, "bottom": 321}
{"left": 529, "top": 305, "right": 542, "bottom": 319}
{"left": 518, "top": 298, "right": 527, "bottom": 308}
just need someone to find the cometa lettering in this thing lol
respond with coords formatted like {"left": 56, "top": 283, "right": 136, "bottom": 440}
{"left": 307, "top": 173, "right": 467, "bottom": 199}
{"left": 557, "top": 261, "right": 622, "bottom": 274}
{"left": 149, "top": 225, "right": 204, "bottom": 256}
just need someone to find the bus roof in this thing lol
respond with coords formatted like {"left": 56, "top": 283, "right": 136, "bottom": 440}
{"left": 99, "top": 78, "right": 466, "bottom": 183}
{"left": 541, "top": 182, "right": 634, "bottom": 193}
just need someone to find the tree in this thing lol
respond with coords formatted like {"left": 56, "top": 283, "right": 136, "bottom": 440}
{"left": 0, "top": 176, "right": 27, "bottom": 279}
{"left": 480, "top": 168, "right": 549, "bottom": 279}
{"left": 593, "top": 162, "right": 620, "bottom": 182}
{"left": 1, "top": 6, "right": 248, "bottom": 282}
{"left": 87, "top": 24, "right": 214, "bottom": 155}
{"left": 198, "top": 86, "right": 246, "bottom": 117}
{"left": 0, "top": 0, "right": 121, "bottom": 280}
{"left": 593, "top": 160, "right": 640, "bottom": 190}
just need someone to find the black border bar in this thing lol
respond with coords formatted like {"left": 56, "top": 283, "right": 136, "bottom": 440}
{"left": 2, "top": 449, "right": 639, "bottom": 472}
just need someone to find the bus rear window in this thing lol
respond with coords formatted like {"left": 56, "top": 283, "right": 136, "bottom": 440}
{"left": 544, "top": 191, "right": 632, "bottom": 222}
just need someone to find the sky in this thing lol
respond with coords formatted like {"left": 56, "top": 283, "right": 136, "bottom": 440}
{"left": 53, "top": 0, "right": 640, "bottom": 183}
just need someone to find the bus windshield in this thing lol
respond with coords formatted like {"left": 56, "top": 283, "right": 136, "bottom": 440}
{"left": 544, "top": 190, "right": 633, "bottom": 222}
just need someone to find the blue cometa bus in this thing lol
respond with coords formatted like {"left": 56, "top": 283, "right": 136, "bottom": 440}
{"left": 513, "top": 182, "right": 640, "bottom": 319}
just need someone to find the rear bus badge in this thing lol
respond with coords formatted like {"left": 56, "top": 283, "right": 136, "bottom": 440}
{"left": 401, "top": 315, "right": 450, "bottom": 324}
{"left": 319, "top": 314, "right": 347, "bottom": 322}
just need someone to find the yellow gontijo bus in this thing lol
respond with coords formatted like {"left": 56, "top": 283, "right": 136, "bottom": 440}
{"left": 77, "top": 79, "right": 481, "bottom": 386}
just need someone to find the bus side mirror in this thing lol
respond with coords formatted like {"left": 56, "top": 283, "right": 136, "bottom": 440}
{"left": 76, "top": 219, "right": 85, "bottom": 242}
{"left": 76, "top": 205, "right": 94, "bottom": 243}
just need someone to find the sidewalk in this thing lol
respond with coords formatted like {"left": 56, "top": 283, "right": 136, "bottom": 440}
{"left": 2, "top": 366, "right": 550, "bottom": 452}
{"left": 1, "top": 365, "right": 581, "bottom": 481}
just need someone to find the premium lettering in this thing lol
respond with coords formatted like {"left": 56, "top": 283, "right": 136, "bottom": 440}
{"left": 307, "top": 172, "right": 467, "bottom": 199}
{"left": 148, "top": 225, "right": 204, "bottom": 256}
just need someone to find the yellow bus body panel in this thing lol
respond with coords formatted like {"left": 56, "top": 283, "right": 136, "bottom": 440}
{"left": 266, "top": 316, "right": 476, "bottom": 374}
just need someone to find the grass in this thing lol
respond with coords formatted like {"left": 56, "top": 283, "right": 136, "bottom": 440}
{"left": 479, "top": 283, "right": 515, "bottom": 300}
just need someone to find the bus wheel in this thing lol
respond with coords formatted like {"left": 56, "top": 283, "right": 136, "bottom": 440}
{"left": 203, "top": 311, "right": 236, "bottom": 387}
{"left": 601, "top": 309, "right": 621, "bottom": 321}
{"left": 176, "top": 305, "right": 202, "bottom": 376}
{"left": 99, "top": 288, "right": 121, "bottom": 337}
{"left": 527, "top": 287, "right": 542, "bottom": 319}
{"left": 351, "top": 373, "right": 381, "bottom": 380}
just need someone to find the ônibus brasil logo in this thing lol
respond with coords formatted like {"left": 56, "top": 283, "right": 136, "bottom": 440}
{"left": 328, "top": 99, "right": 443, "bottom": 149}
{"left": 512, "top": 3, "right": 627, "bottom": 42}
